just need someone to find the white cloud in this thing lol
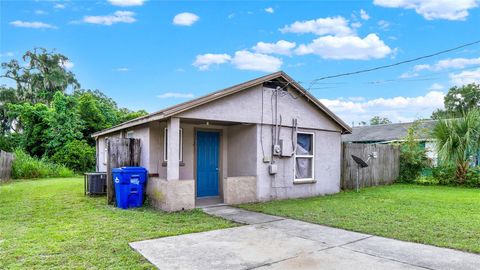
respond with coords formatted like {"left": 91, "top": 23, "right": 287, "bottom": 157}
{"left": 429, "top": 83, "right": 444, "bottom": 91}
{"left": 265, "top": 7, "right": 274, "bottom": 13}
{"left": 173, "top": 12, "right": 199, "bottom": 26}
{"left": 231, "top": 50, "right": 283, "bottom": 72}
{"left": 35, "top": 10, "right": 47, "bottom": 15}
{"left": 360, "top": 9, "right": 370, "bottom": 20}
{"left": 228, "top": 13, "right": 235, "bottom": 19}
{"left": 450, "top": 68, "right": 480, "bottom": 85}
{"left": 0, "top": 52, "right": 14, "bottom": 57}
{"left": 377, "top": 20, "right": 390, "bottom": 30}
{"left": 157, "top": 92, "right": 195, "bottom": 99}
{"left": 10, "top": 20, "right": 57, "bottom": 29}
{"left": 373, "top": 0, "right": 478, "bottom": 21}
{"left": 83, "top": 11, "right": 136, "bottom": 25}
{"left": 61, "top": 60, "right": 74, "bottom": 70}
{"left": 295, "top": 33, "right": 392, "bottom": 60}
{"left": 252, "top": 40, "right": 296, "bottom": 56}
{"left": 351, "top": 22, "right": 362, "bottom": 29}
{"left": 319, "top": 90, "right": 445, "bottom": 123}
{"left": 54, "top": 4, "right": 65, "bottom": 9}
{"left": 115, "top": 67, "right": 129, "bottom": 72}
{"left": 108, "top": 0, "right": 145, "bottom": 7}
{"left": 414, "top": 57, "right": 480, "bottom": 71}
{"left": 280, "top": 16, "right": 353, "bottom": 36}
{"left": 193, "top": 53, "right": 231, "bottom": 70}
{"left": 399, "top": 72, "right": 419, "bottom": 78}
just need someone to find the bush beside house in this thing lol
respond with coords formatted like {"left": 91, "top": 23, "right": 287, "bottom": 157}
{"left": 11, "top": 149, "right": 74, "bottom": 179}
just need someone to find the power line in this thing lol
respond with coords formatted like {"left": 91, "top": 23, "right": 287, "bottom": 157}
{"left": 306, "top": 39, "right": 480, "bottom": 89}
{"left": 306, "top": 64, "right": 480, "bottom": 90}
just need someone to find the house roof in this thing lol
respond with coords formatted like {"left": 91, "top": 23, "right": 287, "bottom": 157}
{"left": 342, "top": 120, "right": 438, "bottom": 143}
{"left": 92, "top": 71, "right": 352, "bottom": 137}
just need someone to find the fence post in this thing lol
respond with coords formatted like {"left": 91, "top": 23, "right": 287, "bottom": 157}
{"left": 0, "top": 150, "right": 14, "bottom": 182}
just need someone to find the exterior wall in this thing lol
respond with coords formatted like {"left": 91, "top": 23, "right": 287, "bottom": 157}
{"left": 226, "top": 124, "right": 257, "bottom": 177}
{"left": 255, "top": 124, "right": 342, "bottom": 201}
{"left": 156, "top": 122, "right": 229, "bottom": 186}
{"left": 125, "top": 124, "right": 150, "bottom": 170}
{"left": 148, "top": 121, "right": 162, "bottom": 174}
{"left": 96, "top": 83, "right": 345, "bottom": 208}
{"left": 146, "top": 177, "right": 195, "bottom": 211}
{"left": 177, "top": 85, "right": 342, "bottom": 132}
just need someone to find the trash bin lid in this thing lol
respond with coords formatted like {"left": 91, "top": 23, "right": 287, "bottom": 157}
{"left": 112, "top": 167, "right": 147, "bottom": 173}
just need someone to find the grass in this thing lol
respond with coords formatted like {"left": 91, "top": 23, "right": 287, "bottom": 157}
{"left": 240, "top": 184, "right": 480, "bottom": 254}
{"left": 0, "top": 177, "right": 234, "bottom": 269}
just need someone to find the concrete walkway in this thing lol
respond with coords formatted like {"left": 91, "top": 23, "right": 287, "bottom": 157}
{"left": 130, "top": 206, "right": 480, "bottom": 270}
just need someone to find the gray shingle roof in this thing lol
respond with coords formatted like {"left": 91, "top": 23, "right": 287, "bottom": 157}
{"left": 342, "top": 120, "right": 438, "bottom": 142}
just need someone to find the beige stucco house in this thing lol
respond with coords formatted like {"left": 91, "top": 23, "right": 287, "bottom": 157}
{"left": 92, "top": 71, "right": 351, "bottom": 212}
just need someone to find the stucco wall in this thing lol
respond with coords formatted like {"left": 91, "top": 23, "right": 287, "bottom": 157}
{"left": 96, "top": 83, "right": 344, "bottom": 202}
{"left": 177, "top": 85, "right": 341, "bottom": 132}
{"left": 125, "top": 124, "right": 150, "bottom": 170}
{"left": 226, "top": 124, "right": 257, "bottom": 177}
{"left": 255, "top": 124, "right": 342, "bottom": 201}
{"left": 155, "top": 122, "right": 229, "bottom": 182}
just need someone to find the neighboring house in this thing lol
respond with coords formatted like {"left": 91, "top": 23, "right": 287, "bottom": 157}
{"left": 92, "top": 71, "right": 351, "bottom": 212}
{"left": 342, "top": 120, "right": 438, "bottom": 165}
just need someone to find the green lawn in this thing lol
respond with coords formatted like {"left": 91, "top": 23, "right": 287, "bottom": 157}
{"left": 0, "top": 177, "right": 234, "bottom": 269}
{"left": 240, "top": 184, "right": 480, "bottom": 254}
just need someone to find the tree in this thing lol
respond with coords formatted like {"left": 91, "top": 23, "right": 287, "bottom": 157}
{"left": 44, "top": 92, "right": 83, "bottom": 156}
{"left": 1, "top": 48, "right": 148, "bottom": 171}
{"left": 6, "top": 102, "right": 51, "bottom": 157}
{"left": 51, "top": 140, "right": 95, "bottom": 173}
{"left": 1, "top": 48, "right": 80, "bottom": 104}
{"left": 433, "top": 109, "right": 480, "bottom": 183}
{"left": 0, "top": 86, "right": 20, "bottom": 134}
{"left": 370, "top": 116, "right": 392, "bottom": 125}
{"left": 431, "top": 84, "right": 480, "bottom": 119}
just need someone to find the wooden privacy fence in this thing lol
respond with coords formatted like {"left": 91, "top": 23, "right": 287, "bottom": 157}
{"left": 0, "top": 150, "right": 14, "bottom": 182}
{"left": 106, "top": 138, "right": 141, "bottom": 204}
{"left": 342, "top": 143, "right": 400, "bottom": 190}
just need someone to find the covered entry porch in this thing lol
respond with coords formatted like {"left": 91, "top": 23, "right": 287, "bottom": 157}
{"left": 146, "top": 117, "right": 258, "bottom": 212}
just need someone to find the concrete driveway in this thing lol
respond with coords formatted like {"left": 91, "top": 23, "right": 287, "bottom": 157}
{"left": 130, "top": 206, "right": 480, "bottom": 270}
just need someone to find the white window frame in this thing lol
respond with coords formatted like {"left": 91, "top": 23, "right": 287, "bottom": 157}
{"left": 126, "top": 131, "right": 134, "bottom": 138}
{"left": 163, "top": 128, "right": 183, "bottom": 162}
{"left": 294, "top": 131, "right": 315, "bottom": 183}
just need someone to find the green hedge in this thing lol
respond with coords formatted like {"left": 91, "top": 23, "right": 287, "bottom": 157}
{"left": 12, "top": 149, "right": 74, "bottom": 179}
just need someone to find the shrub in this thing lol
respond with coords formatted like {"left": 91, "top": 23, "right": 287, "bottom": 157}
{"left": 432, "top": 165, "right": 456, "bottom": 185}
{"left": 0, "top": 133, "right": 21, "bottom": 152}
{"left": 51, "top": 140, "right": 95, "bottom": 173}
{"left": 414, "top": 176, "right": 439, "bottom": 185}
{"left": 397, "top": 122, "right": 430, "bottom": 183}
{"left": 11, "top": 149, "right": 74, "bottom": 179}
{"left": 465, "top": 167, "right": 480, "bottom": 188}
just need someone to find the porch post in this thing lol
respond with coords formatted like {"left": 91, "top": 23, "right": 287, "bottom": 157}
{"left": 167, "top": 117, "right": 180, "bottom": 181}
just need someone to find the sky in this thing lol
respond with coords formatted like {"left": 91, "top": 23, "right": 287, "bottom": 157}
{"left": 1, "top": 0, "right": 480, "bottom": 125}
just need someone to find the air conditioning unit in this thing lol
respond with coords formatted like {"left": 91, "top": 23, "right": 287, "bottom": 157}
{"left": 84, "top": 172, "right": 107, "bottom": 196}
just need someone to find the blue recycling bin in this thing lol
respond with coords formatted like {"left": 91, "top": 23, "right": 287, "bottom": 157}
{"left": 112, "top": 167, "right": 148, "bottom": 209}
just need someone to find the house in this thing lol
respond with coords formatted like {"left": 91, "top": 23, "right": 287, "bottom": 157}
{"left": 92, "top": 71, "right": 351, "bottom": 211}
{"left": 342, "top": 120, "right": 438, "bottom": 165}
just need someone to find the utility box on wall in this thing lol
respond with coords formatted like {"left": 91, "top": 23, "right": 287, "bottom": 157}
{"left": 279, "top": 139, "right": 293, "bottom": 157}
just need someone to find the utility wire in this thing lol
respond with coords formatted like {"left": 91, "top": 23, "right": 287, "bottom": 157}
{"left": 306, "top": 64, "right": 480, "bottom": 90}
{"left": 306, "top": 39, "right": 480, "bottom": 89}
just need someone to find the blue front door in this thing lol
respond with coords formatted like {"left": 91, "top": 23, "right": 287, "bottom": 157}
{"left": 196, "top": 131, "right": 220, "bottom": 197}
